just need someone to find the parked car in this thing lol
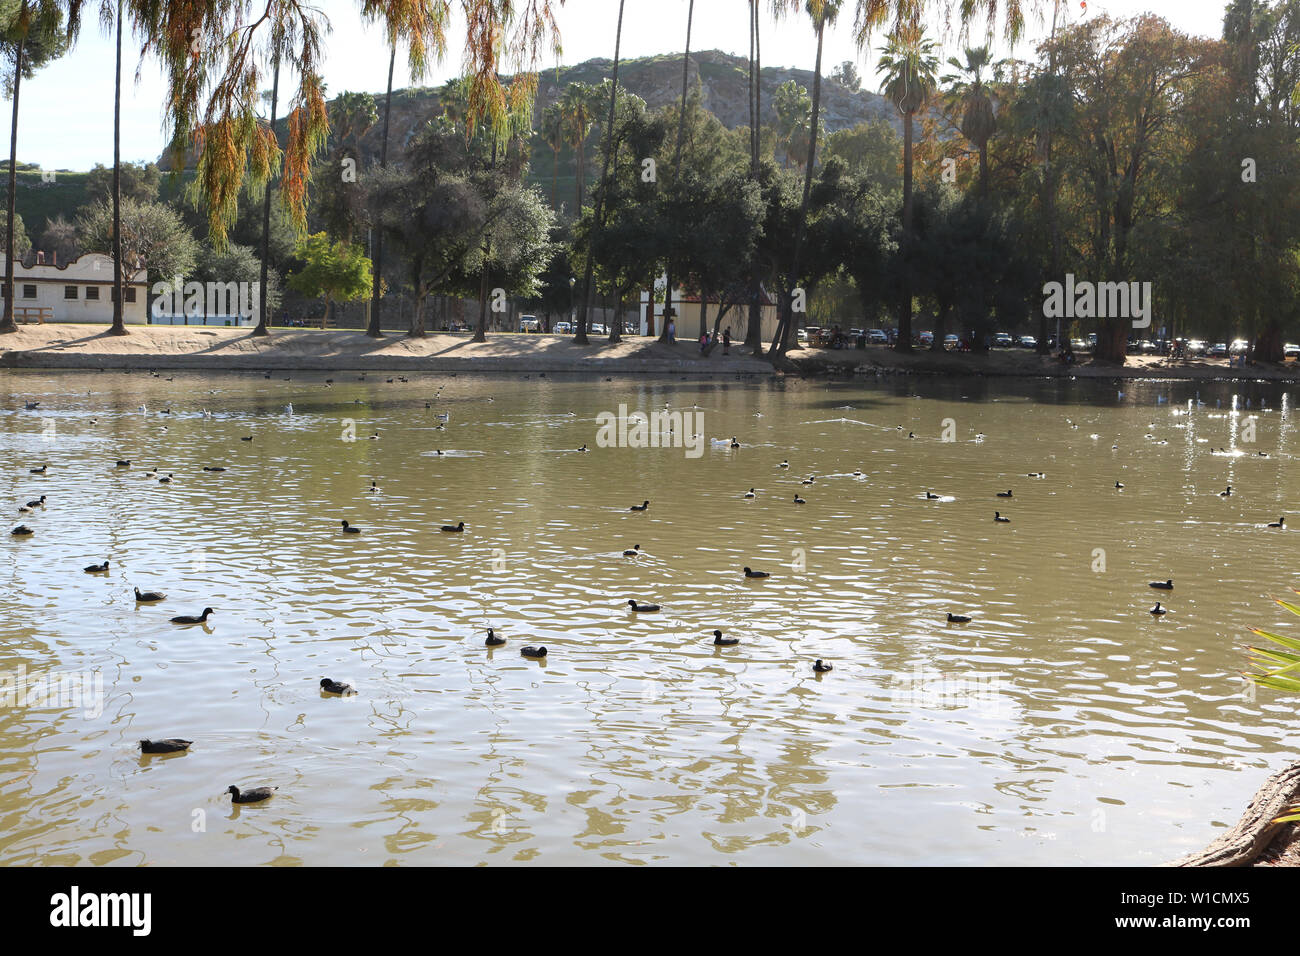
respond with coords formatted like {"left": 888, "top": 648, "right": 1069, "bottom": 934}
{"left": 943, "top": 334, "right": 959, "bottom": 350}
{"left": 1070, "top": 338, "right": 1088, "bottom": 352}
{"left": 1018, "top": 335, "right": 1037, "bottom": 349}
{"left": 1285, "top": 343, "right": 1300, "bottom": 358}
{"left": 919, "top": 331, "right": 934, "bottom": 346}
{"left": 554, "top": 321, "right": 572, "bottom": 334}
{"left": 1209, "top": 342, "right": 1229, "bottom": 357}
{"left": 1230, "top": 338, "right": 1249, "bottom": 354}
{"left": 993, "top": 332, "right": 1013, "bottom": 348}
{"left": 867, "top": 329, "right": 888, "bottom": 344}
{"left": 518, "top": 315, "right": 540, "bottom": 333}
{"left": 590, "top": 322, "right": 606, "bottom": 335}
{"left": 1186, "top": 339, "right": 1206, "bottom": 355}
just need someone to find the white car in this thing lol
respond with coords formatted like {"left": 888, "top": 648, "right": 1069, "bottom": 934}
{"left": 554, "top": 321, "right": 572, "bottom": 334}
{"left": 1284, "top": 343, "right": 1299, "bottom": 358}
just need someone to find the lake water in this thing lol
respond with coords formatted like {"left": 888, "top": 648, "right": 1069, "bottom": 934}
{"left": 1, "top": 368, "right": 1296, "bottom": 866}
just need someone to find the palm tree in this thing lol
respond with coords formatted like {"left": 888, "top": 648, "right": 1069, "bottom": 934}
{"left": 660, "top": 0, "right": 694, "bottom": 343}
{"left": 360, "top": 0, "right": 450, "bottom": 338}
{"left": 769, "top": 0, "right": 840, "bottom": 359}
{"left": 1, "top": 0, "right": 70, "bottom": 336}
{"left": 107, "top": 0, "right": 128, "bottom": 334}
{"left": 559, "top": 82, "right": 597, "bottom": 212}
{"left": 877, "top": 25, "right": 938, "bottom": 353}
{"left": 575, "top": 0, "right": 626, "bottom": 346}
{"left": 253, "top": 52, "right": 280, "bottom": 337}
{"left": 745, "top": 0, "right": 764, "bottom": 348}
{"left": 942, "top": 45, "right": 1002, "bottom": 197}
{"left": 540, "top": 103, "right": 565, "bottom": 208}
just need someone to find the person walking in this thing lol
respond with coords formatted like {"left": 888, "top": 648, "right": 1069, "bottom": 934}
{"left": 723, "top": 328, "right": 731, "bottom": 355}
{"left": 667, "top": 317, "right": 676, "bottom": 344}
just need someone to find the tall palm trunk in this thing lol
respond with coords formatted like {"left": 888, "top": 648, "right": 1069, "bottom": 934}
{"left": 660, "top": 0, "right": 694, "bottom": 343}
{"left": 1038, "top": 0, "right": 1061, "bottom": 356}
{"left": 576, "top": 0, "right": 626, "bottom": 345}
{"left": 896, "top": 110, "right": 914, "bottom": 353}
{"left": 770, "top": 13, "right": 825, "bottom": 358}
{"left": 366, "top": 43, "right": 397, "bottom": 338}
{"left": 1, "top": 3, "right": 26, "bottom": 335}
{"left": 109, "top": 0, "right": 127, "bottom": 335}
{"left": 255, "top": 54, "right": 281, "bottom": 337}
{"left": 746, "top": 0, "right": 763, "bottom": 348}
{"left": 474, "top": 136, "right": 499, "bottom": 343}
{"left": 551, "top": 143, "right": 559, "bottom": 207}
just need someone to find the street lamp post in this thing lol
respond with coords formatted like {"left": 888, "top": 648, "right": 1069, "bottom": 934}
{"left": 569, "top": 275, "right": 576, "bottom": 328}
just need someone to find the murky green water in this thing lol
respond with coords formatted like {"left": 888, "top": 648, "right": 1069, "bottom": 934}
{"left": 0, "top": 368, "right": 1296, "bottom": 865}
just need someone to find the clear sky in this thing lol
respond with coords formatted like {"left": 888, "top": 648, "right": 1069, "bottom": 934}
{"left": 4, "top": 0, "right": 1228, "bottom": 170}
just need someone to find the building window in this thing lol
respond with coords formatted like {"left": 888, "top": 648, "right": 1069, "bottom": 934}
{"left": 22, "top": 284, "right": 36, "bottom": 299}
{"left": 125, "top": 287, "right": 136, "bottom": 303}
{"left": 64, "top": 286, "right": 78, "bottom": 299}
{"left": 85, "top": 286, "right": 99, "bottom": 300}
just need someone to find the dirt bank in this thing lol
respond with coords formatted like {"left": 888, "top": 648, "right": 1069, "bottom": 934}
{"left": 3, "top": 325, "right": 1299, "bottom": 381}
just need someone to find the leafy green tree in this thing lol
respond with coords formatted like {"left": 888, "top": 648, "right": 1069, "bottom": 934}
{"left": 286, "top": 232, "right": 371, "bottom": 329}
{"left": 1, "top": 209, "right": 29, "bottom": 259}
{"left": 85, "top": 161, "right": 161, "bottom": 204}
{"left": 194, "top": 240, "right": 282, "bottom": 317}
{"left": 77, "top": 197, "right": 199, "bottom": 295}
{"left": 831, "top": 59, "right": 861, "bottom": 91}
{"left": 822, "top": 121, "right": 902, "bottom": 194}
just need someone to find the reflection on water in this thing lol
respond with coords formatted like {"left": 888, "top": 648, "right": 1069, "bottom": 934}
{"left": 0, "top": 369, "right": 1296, "bottom": 865}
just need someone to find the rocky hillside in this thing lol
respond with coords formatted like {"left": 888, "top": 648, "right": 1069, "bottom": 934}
{"left": 160, "top": 49, "right": 900, "bottom": 171}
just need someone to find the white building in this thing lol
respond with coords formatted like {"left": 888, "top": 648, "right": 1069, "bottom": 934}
{"left": 639, "top": 280, "right": 780, "bottom": 341}
{"left": 4, "top": 252, "right": 148, "bottom": 324}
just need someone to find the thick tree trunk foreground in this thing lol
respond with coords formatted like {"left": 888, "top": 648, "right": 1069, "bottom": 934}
{"left": 1171, "top": 761, "right": 1300, "bottom": 867}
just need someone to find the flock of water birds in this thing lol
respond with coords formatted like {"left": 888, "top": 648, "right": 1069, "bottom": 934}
{"left": 5, "top": 372, "right": 1292, "bottom": 807}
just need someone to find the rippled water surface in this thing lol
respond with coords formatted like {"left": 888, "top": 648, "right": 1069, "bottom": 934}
{"left": 1, "top": 368, "right": 1297, "bottom": 866}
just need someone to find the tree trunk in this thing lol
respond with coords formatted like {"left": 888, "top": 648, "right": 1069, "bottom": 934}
{"left": 896, "top": 110, "right": 914, "bottom": 353}
{"left": 1255, "top": 320, "right": 1284, "bottom": 363}
{"left": 109, "top": 0, "right": 128, "bottom": 336}
{"left": 410, "top": 291, "right": 426, "bottom": 338}
{"left": 932, "top": 302, "right": 950, "bottom": 352}
{"left": 2, "top": 11, "right": 25, "bottom": 335}
{"left": 321, "top": 294, "right": 331, "bottom": 330}
{"left": 1094, "top": 318, "right": 1128, "bottom": 364}
{"left": 746, "top": 0, "right": 763, "bottom": 350}
{"left": 576, "top": 0, "right": 626, "bottom": 346}
{"left": 474, "top": 267, "right": 489, "bottom": 342}
{"left": 657, "top": 0, "right": 694, "bottom": 346}
{"left": 551, "top": 145, "right": 559, "bottom": 208}
{"left": 769, "top": 17, "right": 824, "bottom": 359}
{"left": 366, "top": 43, "right": 396, "bottom": 339}
{"left": 1169, "top": 761, "right": 1300, "bottom": 866}
{"left": 255, "top": 54, "right": 281, "bottom": 337}
{"left": 608, "top": 287, "right": 622, "bottom": 343}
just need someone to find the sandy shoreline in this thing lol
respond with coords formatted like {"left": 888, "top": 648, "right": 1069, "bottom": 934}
{"left": 2, "top": 324, "right": 1298, "bottom": 381}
